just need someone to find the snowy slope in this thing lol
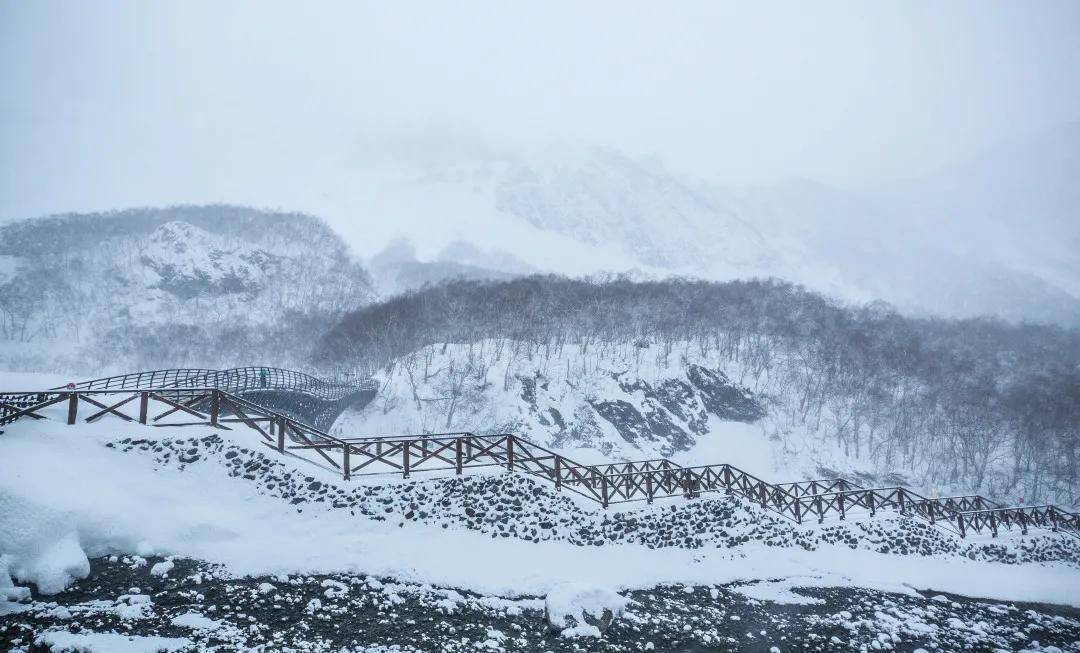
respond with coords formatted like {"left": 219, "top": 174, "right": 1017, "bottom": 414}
{"left": 2, "top": 415, "right": 1078, "bottom": 605}
{"left": 330, "top": 340, "right": 1015, "bottom": 501}
{"left": 334, "top": 340, "right": 769, "bottom": 463}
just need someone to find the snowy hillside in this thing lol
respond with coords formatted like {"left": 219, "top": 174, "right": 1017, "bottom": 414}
{"left": 334, "top": 341, "right": 776, "bottom": 468}
{"left": 0, "top": 205, "right": 373, "bottom": 371}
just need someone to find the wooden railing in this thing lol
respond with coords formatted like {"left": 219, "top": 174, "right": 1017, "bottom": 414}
{"left": 2, "top": 384, "right": 1077, "bottom": 541}
{"left": 53, "top": 367, "right": 377, "bottom": 401}
{"left": 5, "top": 367, "right": 380, "bottom": 431}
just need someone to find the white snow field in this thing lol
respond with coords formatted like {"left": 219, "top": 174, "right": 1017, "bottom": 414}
{"left": 2, "top": 410, "right": 1080, "bottom": 611}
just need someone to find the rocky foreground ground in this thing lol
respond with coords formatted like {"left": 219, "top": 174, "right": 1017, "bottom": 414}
{"left": 3, "top": 555, "right": 1080, "bottom": 652}
{"left": 5, "top": 433, "right": 1080, "bottom": 652}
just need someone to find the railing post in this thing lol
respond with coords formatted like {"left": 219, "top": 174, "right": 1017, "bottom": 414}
{"left": 815, "top": 495, "right": 824, "bottom": 524}
{"left": 646, "top": 472, "right": 654, "bottom": 504}
{"left": 67, "top": 392, "right": 78, "bottom": 425}
{"left": 1018, "top": 510, "right": 1028, "bottom": 535}
{"left": 342, "top": 445, "right": 350, "bottom": 480}
{"left": 601, "top": 475, "right": 609, "bottom": 509}
{"left": 554, "top": 456, "right": 562, "bottom": 490}
{"left": 277, "top": 417, "right": 286, "bottom": 453}
{"left": 867, "top": 492, "right": 876, "bottom": 517}
{"left": 455, "top": 437, "right": 463, "bottom": 475}
{"left": 794, "top": 498, "right": 802, "bottom": 524}
{"left": 957, "top": 514, "right": 966, "bottom": 538}
{"left": 506, "top": 435, "right": 514, "bottom": 472}
{"left": 989, "top": 512, "right": 998, "bottom": 538}
{"left": 898, "top": 489, "right": 907, "bottom": 515}
{"left": 210, "top": 390, "right": 220, "bottom": 426}
{"left": 837, "top": 492, "right": 845, "bottom": 520}
{"left": 403, "top": 440, "right": 411, "bottom": 479}
{"left": 1049, "top": 507, "right": 1059, "bottom": 532}
{"left": 139, "top": 391, "right": 149, "bottom": 424}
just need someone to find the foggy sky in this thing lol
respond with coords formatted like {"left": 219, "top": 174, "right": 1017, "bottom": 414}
{"left": 2, "top": 0, "right": 1079, "bottom": 223}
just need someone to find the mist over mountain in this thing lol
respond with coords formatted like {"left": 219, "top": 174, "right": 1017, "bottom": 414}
{"left": 367, "top": 238, "right": 533, "bottom": 295}
{"left": 885, "top": 121, "right": 1080, "bottom": 298}
{"left": 331, "top": 126, "right": 1080, "bottom": 326}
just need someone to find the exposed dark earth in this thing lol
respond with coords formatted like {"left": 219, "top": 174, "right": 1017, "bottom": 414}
{"left": 4, "top": 556, "right": 1079, "bottom": 652}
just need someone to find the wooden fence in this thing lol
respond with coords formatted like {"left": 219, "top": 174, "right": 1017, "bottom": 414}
{"left": 2, "top": 383, "right": 1077, "bottom": 541}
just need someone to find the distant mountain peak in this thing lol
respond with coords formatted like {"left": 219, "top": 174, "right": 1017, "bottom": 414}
{"left": 140, "top": 221, "right": 277, "bottom": 299}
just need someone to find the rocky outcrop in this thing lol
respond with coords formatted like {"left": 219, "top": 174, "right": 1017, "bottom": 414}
{"left": 686, "top": 365, "right": 766, "bottom": 423}
{"left": 587, "top": 368, "right": 763, "bottom": 456}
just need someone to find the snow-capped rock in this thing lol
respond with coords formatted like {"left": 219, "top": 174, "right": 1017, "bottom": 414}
{"left": 544, "top": 583, "right": 627, "bottom": 636}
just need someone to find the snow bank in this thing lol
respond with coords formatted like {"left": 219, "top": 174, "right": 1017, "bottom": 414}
{"left": 0, "top": 490, "right": 89, "bottom": 593}
{"left": 0, "top": 554, "right": 30, "bottom": 604}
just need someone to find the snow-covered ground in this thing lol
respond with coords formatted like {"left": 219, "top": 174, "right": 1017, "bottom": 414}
{"left": 2, "top": 413, "right": 1079, "bottom": 611}
{"left": 0, "top": 371, "right": 77, "bottom": 391}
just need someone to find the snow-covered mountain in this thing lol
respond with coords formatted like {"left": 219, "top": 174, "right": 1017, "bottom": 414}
{"left": 491, "top": 148, "right": 777, "bottom": 278}
{"left": 0, "top": 205, "right": 373, "bottom": 371}
{"left": 333, "top": 130, "right": 1080, "bottom": 325}
{"left": 340, "top": 142, "right": 796, "bottom": 287}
